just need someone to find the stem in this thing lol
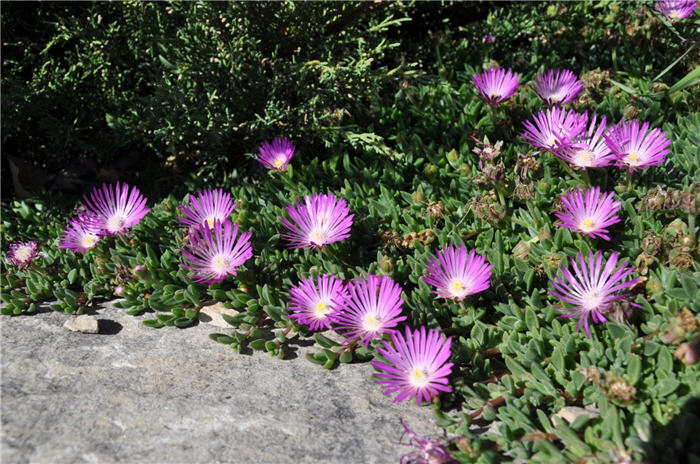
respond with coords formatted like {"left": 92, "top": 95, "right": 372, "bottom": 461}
{"left": 626, "top": 170, "right": 634, "bottom": 190}
{"left": 689, "top": 213, "right": 696, "bottom": 242}
{"left": 495, "top": 182, "right": 507, "bottom": 207}
{"left": 555, "top": 156, "right": 580, "bottom": 181}
{"left": 504, "top": 215, "right": 529, "bottom": 228}
{"left": 469, "top": 387, "right": 525, "bottom": 419}
{"left": 582, "top": 169, "right": 591, "bottom": 186}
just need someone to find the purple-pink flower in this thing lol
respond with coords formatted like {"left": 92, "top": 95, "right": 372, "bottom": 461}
{"left": 472, "top": 67, "right": 520, "bottom": 105}
{"left": 533, "top": 69, "right": 583, "bottom": 106}
{"left": 58, "top": 213, "right": 102, "bottom": 254}
{"left": 423, "top": 244, "right": 492, "bottom": 301}
{"left": 655, "top": 0, "right": 698, "bottom": 20}
{"left": 483, "top": 33, "right": 495, "bottom": 44}
{"left": 554, "top": 113, "right": 616, "bottom": 169}
{"left": 550, "top": 251, "right": 638, "bottom": 338}
{"left": 81, "top": 182, "right": 149, "bottom": 235}
{"left": 397, "top": 419, "right": 455, "bottom": 464}
{"left": 280, "top": 193, "right": 353, "bottom": 249}
{"left": 6, "top": 241, "right": 39, "bottom": 268}
{"left": 181, "top": 219, "right": 252, "bottom": 285}
{"left": 372, "top": 326, "right": 453, "bottom": 404}
{"left": 177, "top": 189, "right": 236, "bottom": 229}
{"left": 604, "top": 120, "right": 671, "bottom": 172}
{"left": 287, "top": 274, "right": 347, "bottom": 331}
{"left": 256, "top": 137, "right": 296, "bottom": 171}
{"left": 333, "top": 274, "right": 406, "bottom": 347}
{"left": 521, "top": 107, "right": 587, "bottom": 153}
{"left": 554, "top": 187, "right": 621, "bottom": 241}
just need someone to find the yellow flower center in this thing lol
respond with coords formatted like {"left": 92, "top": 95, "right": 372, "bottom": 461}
{"left": 448, "top": 279, "right": 469, "bottom": 299}
{"left": 273, "top": 158, "right": 284, "bottom": 168}
{"left": 625, "top": 151, "right": 640, "bottom": 165}
{"left": 211, "top": 255, "right": 230, "bottom": 274}
{"left": 580, "top": 218, "right": 596, "bottom": 232}
{"left": 409, "top": 368, "right": 430, "bottom": 388}
{"left": 313, "top": 301, "right": 332, "bottom": 319}
{"left": 362, "top": 313, "right": 381, "bottom": 332}
{"left": 206, "top": 217, "right": 215, "bottom": 228}
{"left": 550, "top": 96, "right": 559, "bottom": 103}
{"left": 671, "top": 11, "right": 678, "bottom": 18}
{"left": 82, "top": 235, "right": 97, "bottom": 249}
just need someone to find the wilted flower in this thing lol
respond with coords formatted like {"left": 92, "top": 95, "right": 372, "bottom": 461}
{"left": 655, "top": 0, "right": 698, "bottom": 21}
{"left": 256, "top": 137, "right": 296, "bottom": 171}
{"left": 280, "top": 193, "right": 353, "bottom": 249}
{"left": 471, "top": 66, "right": 520, "bottom": 105}
{"left": 373, "top": 326, "right": 453, "bottom": 404}
{"left": 6, "top": 241, "right": 39, "bottom": 269}
{"left": 334, "top": 274, "right": 406, "bottom": 347}
{"left": 604, "top": 120, "right": 671, "bottom": 172}
{"left": 287, "top": 274, "right": 347, "bottom": 331}
{"left": 177, "top": 189, "right": 236, "bottom": 229}
{"left": 397, "top": 419, "right": 455, "bottom": 464}
{"left": 114, "top": 285, "right": 125, "bottom": 296}
{"left": 81, "top": 182, "right": 150, "bottom": 235}
{"left": 550, "top": 251, "right": 638, "bottom": 338}
{"left": 181, "top": 219, "right": 253, "bottom": 285}
{"left": 58, "top": 213, "right": 102, "bottom": 254}
{"left": 521, "top": 107, "right": 587, "bottom": 153}
{"left": 424, "top": 244, "right": 492, "bottom": 301}
{"left": 554, "top": 187, "right": 621, "bottom": 240}
{"left": 555, "top": 113, "right": 617, "bottom": 169}
{"left": 533, "top": 69, "right": 584, "bottom": 106}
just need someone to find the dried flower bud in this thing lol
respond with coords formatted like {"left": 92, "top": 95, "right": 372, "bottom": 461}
{"left": 483, "top": 162, "right": 505, "bottom": 182}
{"left": 426, "top": 201, "right": 445, "bottom": 219}
{"left": 665, "top": 218, "right": 687, "bottom": 238}
{"left": 608, "top": 300, "right": 636, "bottom": 323}
{"left": 380, "top": 229, "right": 402, "bottom": 249}
{"left": 646, "top": 276, "right": 663, "bottom": 296}
{"left": 538, "top": 224, "right": 552, "bottom": 241}
{"left": 661, "top": 308, "right": 697, "bottom": 344}
{"left": 605, "top": 373, "right": 636, "bottom": 403}
{"left": 512, "top": 240, "right": 531, "bottom": 261}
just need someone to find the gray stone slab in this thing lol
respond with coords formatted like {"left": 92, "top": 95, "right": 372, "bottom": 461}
{"left": 1, "top": 303, "right": 439, "bottom": 464}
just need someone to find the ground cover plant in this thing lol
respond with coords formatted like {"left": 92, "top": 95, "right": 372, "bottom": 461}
{"left": 2, "top": 1, "right": 699, "bottom": 462}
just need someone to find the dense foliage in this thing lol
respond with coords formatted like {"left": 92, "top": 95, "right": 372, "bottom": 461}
{"left": 2, "top": 2, "right": 699, "bottom": 463}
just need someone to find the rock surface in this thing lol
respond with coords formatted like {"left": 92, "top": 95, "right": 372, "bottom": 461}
{"left": 62, "top": 314, "right": 100, "bottom": 333}
{"left": 1, "top": 303, "right": 438, "bottom": 464}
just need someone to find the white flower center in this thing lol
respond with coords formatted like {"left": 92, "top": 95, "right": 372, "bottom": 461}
{"left": 107, "top": 215, "right": 126, "bottom": 233}
{"left": 448, "top": 279, "right": 470, "bottom": 299}
{"left": 546, "top": 135, "right": 558, "bottom": 147}
{"left": 211, "top": 254, "right": 230, "bottom": 274}
{"left": 409, "top": 367, "right": 430, "bottom": 388}
{"left": 574, "top": 150, "right": 593, "bottom": 166}
{"left": 309, "top": 227, "right": 328, "bottom": 245}
{"left": 582, "top": 291, "right": 604, "bottom": 311}
{"left": 82, "top": 235, "right": 98, "bottom": 249}
{"left": 312, "top": 301, "right": 332, "bottom": 319}
{"left": 362, "top": 312, "right": 381, "bottom": 332}
{"left": 14, "top": 246, "right": 32, "bottom": 262}
{"left": 579, "top": 218, "right": 596, "bottom": 232}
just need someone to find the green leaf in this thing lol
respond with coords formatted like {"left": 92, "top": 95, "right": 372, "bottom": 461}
{"left": 668, "top": 66, "right": 700, "bottom": 93}
{"left": 314, "top": 333, "right": 340, "bottom": 348}
{"left": 626, "top": 354, "right": 642, "bottom": 386}
{"left": 655, "top": 378, "right": 680, "bottom": 397}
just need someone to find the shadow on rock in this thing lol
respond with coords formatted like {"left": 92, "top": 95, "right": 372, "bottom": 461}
{"left": 98, "top": 319, "right": 123, "bottom": 335}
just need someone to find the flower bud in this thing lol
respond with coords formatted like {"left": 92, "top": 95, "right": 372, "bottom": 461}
{"left": 675, "top": 339, "right": 699, "bottom": 365}
{"left": 538, "top": 225, "right": 552, "bottom": 241}
{"left": 424, "top": 164, "right": 438, "bottom": 177}
{"left": 512, "top": 240, "right": 531, "bottom": 261}
{"left": 412, "top": 190, "right": 424, "bottom": 204}
{"left": 446, "top": 148, "right": 459, "bottom": 164}
{"left": 114, "top": 285, "right": 125, "bottom": 296}
{"left": 379, "top": 255, "right": 394, "bottom": 273}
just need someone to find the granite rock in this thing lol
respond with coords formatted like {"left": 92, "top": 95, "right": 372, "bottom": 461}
{"left": 1, "top": 302, "right": 439, "bottom": 464}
